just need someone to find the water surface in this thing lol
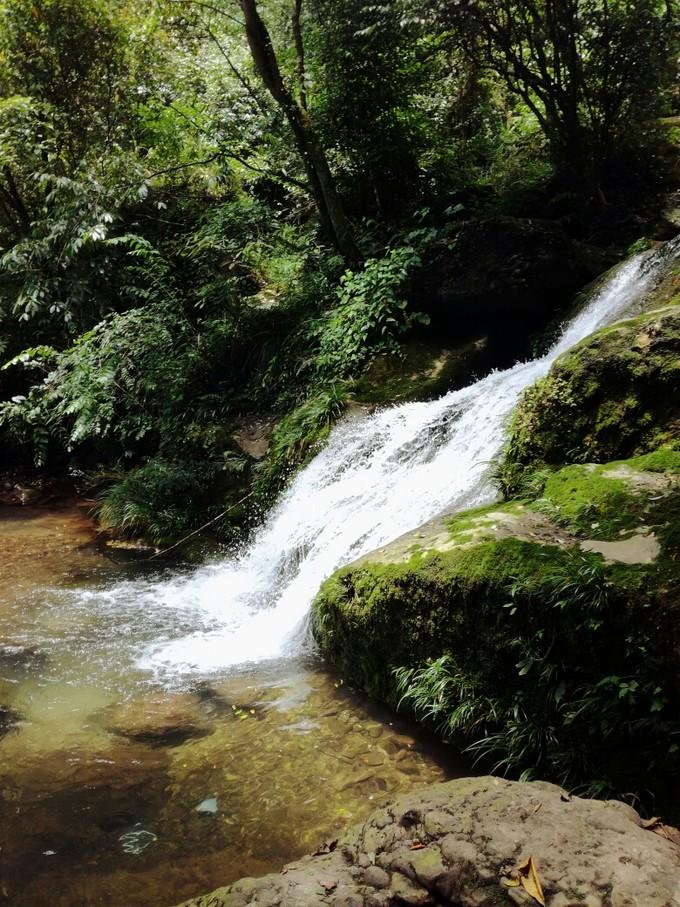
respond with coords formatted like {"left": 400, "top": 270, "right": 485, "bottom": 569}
{"left": 0, "top": 503, "right": 457, "bottom": 907}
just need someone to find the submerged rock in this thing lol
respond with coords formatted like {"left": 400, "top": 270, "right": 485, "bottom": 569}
{"left": 195, "top": 796, "right": 219, "bottom": 816}
{"left": 0, "top": 641, "right": 47, "bottom": 675}
{"left": 98, "top": 692, "right": 212, "bottom": 745}
{"left": 175, "top": 776, "right": 680, "bottom": 906}
{"left": 0, "top": 704, "right": 21, "bottom": 738}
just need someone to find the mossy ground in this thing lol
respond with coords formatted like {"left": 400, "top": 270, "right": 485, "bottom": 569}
{"left": 532, "top": 450, "right": 680, "bottom": 539}
{"left": 351, "top": 337, "right": 491, "bottom": 405}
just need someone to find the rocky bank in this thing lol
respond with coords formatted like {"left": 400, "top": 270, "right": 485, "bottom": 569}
{"left": 312, "top": 281, "right": 680, "bottom": 809}
{"left": 176, "top": 776, "right": 680, "bottom": 907}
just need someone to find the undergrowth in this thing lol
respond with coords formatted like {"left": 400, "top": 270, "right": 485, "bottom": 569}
{"left": 392, "top": 546, "right": 679, "bottom": 806}
{"left": 254, "top": 385, "right": 348, "bottom": 504}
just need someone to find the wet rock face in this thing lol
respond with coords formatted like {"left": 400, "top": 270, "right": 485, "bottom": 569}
{"left": 175, "top": 777, "right": 680, "bottom": 907}
{"left": 501, "top": 302, "right": 680, "bottom": 488}
{"left": 411, "top": 217, "right": 608, "bottom": 343}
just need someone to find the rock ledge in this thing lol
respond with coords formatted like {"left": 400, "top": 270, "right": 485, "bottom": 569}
{"left": 176, "top": 776, "right": 680, "bottom": 906}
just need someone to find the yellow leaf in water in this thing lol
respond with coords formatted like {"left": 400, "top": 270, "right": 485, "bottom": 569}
{"left": 515, "top": 856, "right": 545, "bottom": 906}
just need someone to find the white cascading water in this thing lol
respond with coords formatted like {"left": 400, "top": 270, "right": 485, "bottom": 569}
{"left": 124, "top": 237, "right": 676, "bottom": 679}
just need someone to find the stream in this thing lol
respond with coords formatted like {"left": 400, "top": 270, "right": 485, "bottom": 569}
{"left": 0, "top": 504, "right": 458, "bottom": 906}
{"left": 0, "top": 237, "right": 677, "bottom": 906}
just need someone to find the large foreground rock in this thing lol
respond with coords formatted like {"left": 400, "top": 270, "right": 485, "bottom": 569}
{"left": 177, "top": 776, "right": 680, "bottom": 906}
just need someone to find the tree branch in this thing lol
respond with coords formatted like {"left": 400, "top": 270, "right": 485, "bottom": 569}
{"left": 170, "top": 0, "right": 244, "bottom": 27}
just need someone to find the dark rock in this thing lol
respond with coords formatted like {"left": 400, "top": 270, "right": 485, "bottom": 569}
{"left": 0, "top": 704, "right": 21, "bottom": 738}
{"left": 353, "top": 338, "right": 493, "bottom": 406}
{"left": 412, "top": 217, "right": 609, "bottom": 343}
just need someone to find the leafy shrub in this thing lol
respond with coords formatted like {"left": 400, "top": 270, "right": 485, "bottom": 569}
{"left": 96, "top": 453, "right": 251, "bottom": 546}
{"left": 394, "top": 546, "right": 679, "bottom": 804}
{"left": 0, "top": 170, "right": 152, "bottom": 337}
{"left": 96, "top": 459, "right": 223, "bottom": 545}
{"left": 395, "top": 656, "right": 499, "bottom": 740}
{"left": 254, "top": 385, "right": 348, "bottom": 502}
{"left": 0, "top": 301, "right": 194, "bottom": 465}
{"left": 313, "top": 229, "right": 434, "bottom": 381}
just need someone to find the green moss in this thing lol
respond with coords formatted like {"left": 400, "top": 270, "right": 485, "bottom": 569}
{"left": 628, "top": 447, "right": 680, "bottom": 474}
{"left": 314, "top": 537, "right": 582, "bottom": 699}
{"left": 445, "top": 501, "right": 523, "bottom": 539}
{"left": 254, "top": 386, "right": 347, "bottom": 502}
{"left": 509, "top": 448, "right": 680, "bottom": 540}
{"left": 500, "top": 305, "right": 680, "bottom": 494}
{"left": 352, "top": 337, "right": 490, "bottom": 405}
{"left": 536, "top": 464, "right": 643, "bottom": 539}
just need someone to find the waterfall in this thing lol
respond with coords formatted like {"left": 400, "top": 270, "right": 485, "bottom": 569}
{"left": 132, "top": 237, "right": 677, "bottom": 679}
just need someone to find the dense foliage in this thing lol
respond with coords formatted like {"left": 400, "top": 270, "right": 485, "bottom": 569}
{"left": 0, "top": 0, "right": 677, "bottom": 544}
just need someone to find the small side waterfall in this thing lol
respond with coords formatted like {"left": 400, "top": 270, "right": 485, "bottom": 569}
{"left": 128, "top": 237, "right": 677, "bottom": 678}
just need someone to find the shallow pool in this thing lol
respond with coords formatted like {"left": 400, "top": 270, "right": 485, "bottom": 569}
{"left": 0, "top": 502, "right": 461, "bottom": 906}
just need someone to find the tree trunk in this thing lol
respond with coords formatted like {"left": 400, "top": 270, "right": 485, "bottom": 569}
{"left": 239, "top": 0, "right": 359, "bottom": 262}
{"left": 1, "top": 166, "right": 30, "bottom": 235}
{"left": 291, "top": 0, "right": 307, "bottom": 111}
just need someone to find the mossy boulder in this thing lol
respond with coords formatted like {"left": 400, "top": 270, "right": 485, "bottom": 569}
{"left": 500, "top": 303, "right": 680, "bottom": 495}
{"left": 352, "top": 337, "right": 492, "bottom": 405}
{"left": 312, "top": 451, "right": 680, "bottom": 807}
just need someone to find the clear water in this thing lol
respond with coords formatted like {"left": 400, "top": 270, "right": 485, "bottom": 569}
{"left": 0, "top": 237, "right": 676, "bottom": 906}
{"left": 0, "top": 506, "right": 457, "bottom": 906}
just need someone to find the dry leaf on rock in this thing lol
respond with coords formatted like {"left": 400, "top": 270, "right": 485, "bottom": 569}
{"left": 313, "top": 840, "right": 338, "bottom": 856}
{"left": 641, "top": 818, "right": 680, "bottom": 846}
{"left": 504, "top": 856, "right": 546, "bottom": 906}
